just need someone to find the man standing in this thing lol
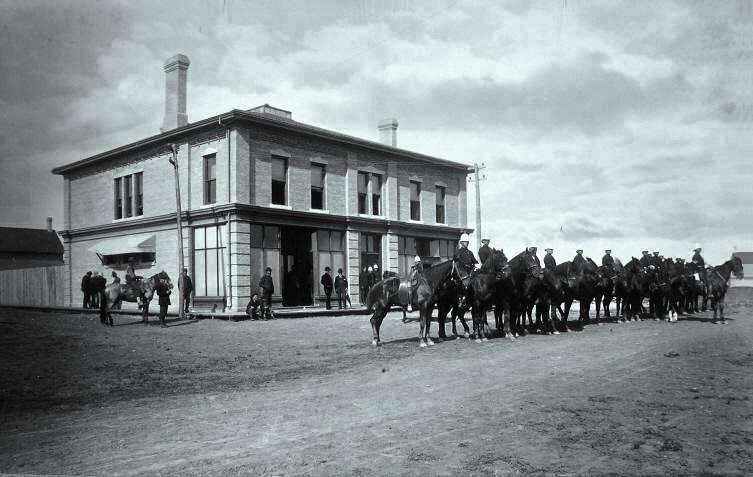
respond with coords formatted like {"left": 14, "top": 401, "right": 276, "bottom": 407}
{"left": 81, "top": 271, "right": 92, "bottom": 308}
{"left": 90, "top": 272, "right": 106, "bottom": 308}
{"left": 334, "top": 268, "right": 349, "bottom": 309}
{"left": 572, "top": 249, "right": 585, "bottom": 274}
{"left": 179, "top": 268, "right": 193, "bottom": 315}
{"left": 321, "top": 266, "right": 333, "bottom": 310}
{"left": 478, "top": 238, "right": 492, "bottom": 267}
{"left": 602, "top": 249, "right": 615, "bottom": 270}
{"left": 156, "top": 272, "right": 171, "bottom": 328}
{"left": 544, "top": 248, "right": 556, "bottom": 270}
{"left": 259, "top": 267, "right": 275, "bottom": 320}
{"left": 453, "top": 233, "right": 478, "bottom": 276}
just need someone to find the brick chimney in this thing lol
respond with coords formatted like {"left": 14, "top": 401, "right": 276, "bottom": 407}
{"left": 378, "top": 118, "right": 398, "bottom": 147}
{"left": 161, "top": 54, "right": 190, "bottom": 132}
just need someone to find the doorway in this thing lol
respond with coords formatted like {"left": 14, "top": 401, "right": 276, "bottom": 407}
{"left": 281, "top": 227, "right": 313, "bottom": 306}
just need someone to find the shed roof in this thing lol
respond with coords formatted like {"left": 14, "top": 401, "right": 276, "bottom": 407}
{"left": 0, "top": 227, "right": 64, "bottom": 255}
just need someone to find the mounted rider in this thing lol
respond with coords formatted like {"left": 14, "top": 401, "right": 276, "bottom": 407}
{"left": 601, "top": 249, "right": 616, "bottom": 275}
{"left": 639, "top": 250, "right": 652, "bottom": 268}
{"left": 543, "top": 248, "right": 556, "bottom": 270}
{"left": 571, "top": 249, "right": 585, "bottom": 274}
{"left": 525, "top": 245, "right": 541, "bottom": 266}
{"left": 453, "top": 233, "right": 478, "bottom": 282}
{"left": 478, "top": 238, "right": 492, "bottom": 267}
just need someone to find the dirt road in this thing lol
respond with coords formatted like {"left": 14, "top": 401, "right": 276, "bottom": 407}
{"left": 1, "top": 288, "right": 752, "bottom": 475}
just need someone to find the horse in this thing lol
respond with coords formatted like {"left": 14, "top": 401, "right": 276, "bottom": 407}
{"left": 622, "top": 257, "right": 646, "bottom": 321}
{"left": 706, "top": 255, "right": 744, "bottom": 324}
{"left": 366, "top": 259, "right": 465, "bottom": 347}
{"left": 593, "top": 264, "right": 616, "bottom": 325}
{"left": 99, "top": 272, "right": 172, "bottom": 326}
{"left": 659, "top": 258, "right": 687, "bottom": 322}
{"left": 435, "top": 278, "right": 472, "bottom": 340}
{"left": 466, "top": 249, "right": 511, "bottom": 342}
{"left": 508, "top": 251, "right": 545, "bottom": 336}
{"left": 552, "top": 258, "right": 599, "bottom": 329}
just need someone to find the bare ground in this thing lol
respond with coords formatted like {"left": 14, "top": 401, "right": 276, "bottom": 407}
{"left": 1, "top": 288, "right": 753, "bottom": 476}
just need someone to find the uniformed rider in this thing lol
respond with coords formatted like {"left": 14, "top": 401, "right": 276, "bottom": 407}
{"left": 526, "top": 245, "right": 541, "bottom": 266}
{"left": 543, "top": 248, "right": 556, "bottom": 270}
{"left": 571, "top": 249, "right": 585, "bottom": 274}
{"left": 602, "top": 249, "right": 615, "bottom": 270}
{"left": 478, "top": 238, "right": 492, "bottom": 267}
{"left": 691, "top": 244, "right": 705, "bottom": 268}
{"left": 453, "top": 233, "right": 478, "bottom": 277}
{"left": 639, "top": 250, "right": 652, "bottom": 268}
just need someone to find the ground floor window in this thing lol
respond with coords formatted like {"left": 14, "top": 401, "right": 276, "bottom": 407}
{"left": 360, "top": 233, "right": 381, "bottom": 272}
{"left": 397, "top": 236, "right": 431, "bottom": 276}
{"left": 193, "top": 225, "right": 227, "bottom": 297}
{"left": 315, "top": 230, "right": 345, "bottom": 296}
{"left": 250, "top": 224, "right": 281, "bottom": 297}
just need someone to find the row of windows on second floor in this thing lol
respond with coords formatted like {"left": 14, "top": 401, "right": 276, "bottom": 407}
{"left": 109, "top": 153, "right": 463, "bottom": 225}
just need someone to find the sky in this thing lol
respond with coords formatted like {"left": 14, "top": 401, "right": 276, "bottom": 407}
{"left": 0, "top": 0, "right": 752, "bottom": 265}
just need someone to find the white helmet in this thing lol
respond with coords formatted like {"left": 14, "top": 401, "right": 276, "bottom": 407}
{"left": 693, "top": 243, "right": 701, "bottom": 251}
{"left": 414, "top": 255, "right": 421, "bottom": 263}
{"left": 367, "top": 266, "right": 373, "bottom": 272}
{"left": 459, "top": 233, "right": 470, "bottom": 243}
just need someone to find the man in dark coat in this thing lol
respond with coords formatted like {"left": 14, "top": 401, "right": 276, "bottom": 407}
{"left": 478, "top": 239, "right": 492, "bottom": 267}
{"left": 544, "top": 248, "right": 556, "bottom": 270}
{"left": 179, "top": 268, "right": 193, "bottom": 314}
{"left": 453, "top": 234, "right": 478, "bottom": 276}
{"left": 334, "top": 268, "right": 350, "bottom": 309}
{"left": 692, "top": 245, "right": 705, "bottom": 268}
{"left": 602, "top": 249, "right": 615, "bottom": 270}
{"left": 90, "top": 272, "right": 107, "bottom": 308}
{"left": 639, "top": 250, "right": 652, "bottom": 268}
{"left": 651, "top": 251, "right": 661, "bottom": 267}
{"left": 572, "top": 249, "right": 586, "bottom": 274}
{"left": 320, "top": 266, "right": 333, "bottom": 309}
{"left": 156, "top": 273, "right": 171, "bottom": 328}
{"left": 259, "top": 267, "right": 275, "bottom": 319}
{"left": 81, "top": 271, "right": 92, "bottom": 308}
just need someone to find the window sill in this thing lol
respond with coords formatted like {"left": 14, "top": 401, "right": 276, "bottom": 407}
{"left": 309, "top": 208, "right": 330, "bottom": 214}
{"left": 112, "top": 215, "right": 145, "bottom": 223}
{"left": 269, "top": 204, "right": 292, "bottom": 210}
{"left": 358, "top": 213, "right": 386, "bottom": 219}
{"left": 408, "top": 219, "right": 425, "bottom": 224}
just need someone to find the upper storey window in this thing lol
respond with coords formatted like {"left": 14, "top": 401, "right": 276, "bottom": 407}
{"left": 271, "top": 156, "right": 287, "bottom": 205}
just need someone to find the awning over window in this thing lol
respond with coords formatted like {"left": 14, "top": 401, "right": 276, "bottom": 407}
{"left": 88, "top": 234, "right": 156, "bottom": 257}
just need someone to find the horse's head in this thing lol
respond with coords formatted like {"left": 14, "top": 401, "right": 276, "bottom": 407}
{"left": 731, "top": 255, "right": 745, "bottom": 279}
{"left": 542, "top": 269, "right": 565, "bottom": 300}
{"left": 583, "top": 258, "right": 599, "bottom": 275}
{"left": 493, "top": 252, "right": 512, "bottom": 280}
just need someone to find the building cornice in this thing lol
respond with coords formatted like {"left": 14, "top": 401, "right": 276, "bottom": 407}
{"left": 52, "top": 110, "right": 473, "bottom": 176}
{"left": 58, "top": 203, "right": 471, "bottom": 240}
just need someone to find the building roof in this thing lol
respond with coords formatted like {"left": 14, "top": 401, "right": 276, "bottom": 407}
{"left": 0, "top": 227, "right": 64, "bottom": 270}
{"left": 734, "top": 251, "right": 753, "bottom": 264}
{"left": 52, "top": 107, "right": 473, "bottom": 175}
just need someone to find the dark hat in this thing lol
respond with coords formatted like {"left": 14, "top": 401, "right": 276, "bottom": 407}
{"left": 545, "top": 248, "right": 553, "bottom": 252}
{"left": 576, "top": 249, "right": 583, "bottom": 253}
{"left": 265, "top": 267, "right": 272, "bottom": 272}
{"left": 605, "top": 249, "right": 611, "bottom": 253}
{"left": 325, "top": 266, "right": 331, "bottom": 272}
{"left": 337, "top": 268, "right": 343, "bottom": 273}
{"left": 481, "top": 238, "right": 490, "bottom": 243}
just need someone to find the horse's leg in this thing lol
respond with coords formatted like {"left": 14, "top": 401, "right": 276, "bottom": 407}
{"left": 720, "top": 295, "right": 726, "bottom": 324}
{"left": 370, "top": 304, "right": 384, "bottom": 345}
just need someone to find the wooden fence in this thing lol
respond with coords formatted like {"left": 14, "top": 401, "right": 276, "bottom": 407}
{"left": 0, "top": 266, "right": 64, "bottom": 307}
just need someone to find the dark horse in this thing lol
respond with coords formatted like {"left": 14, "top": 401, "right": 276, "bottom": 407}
{"left": 366, "top": 259, "right": 464, "bottom": 347}
{"left": 466, "top": 249, "right": 511, "bottom": 342}
{"left": 706, "top": 255, "right": 744, "bottom": 324}
{"left": 99, "top": 272, "right": 173, "bottom": 326}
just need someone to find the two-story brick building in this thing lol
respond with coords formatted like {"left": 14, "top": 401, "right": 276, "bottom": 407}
{"left": 52, "top": 54, "right": 472, "bottom": 312}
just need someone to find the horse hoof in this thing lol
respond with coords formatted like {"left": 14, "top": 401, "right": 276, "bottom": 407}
{"left": 553, "top": 330, "right": 560, "bottom": 335}
{"left": 427, "top": 339, "right": 435, "bottom": 346}
{"left": 371, "top": 339, "right": 379, "bottom": 346}
{"left": 420, "top": 341, "right": 427, "bottom": 348}
{"left": 474, "top": 339, "right": 482, "bottom": 344}
{"left": 464, "top": 332, "right": 470, "bottom": 339}
{"left": 481, "top": 337, "right": 489, "bottom": 342}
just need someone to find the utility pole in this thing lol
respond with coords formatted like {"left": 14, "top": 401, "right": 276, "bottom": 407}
{"left": 469, "top": 163, "right": 486, "bottom": 251}
{"left": 168, "top": 143, "right": 185, "bottom": 320}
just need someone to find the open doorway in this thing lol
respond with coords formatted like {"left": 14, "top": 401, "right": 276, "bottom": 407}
{"left": 281, "top": 227, "right": 313, "bottom": 306}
